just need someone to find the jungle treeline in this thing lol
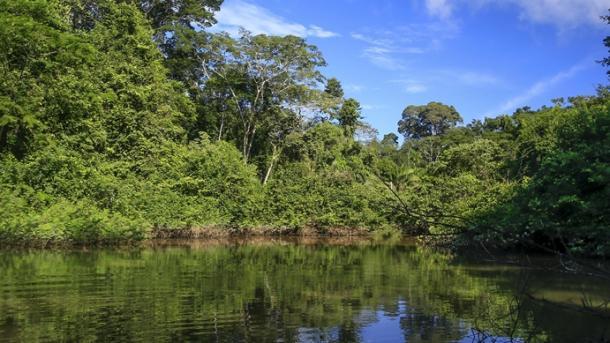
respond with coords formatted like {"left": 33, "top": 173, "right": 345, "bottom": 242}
{"left": 1, "top": 0, "right": 609, "bottom": 256}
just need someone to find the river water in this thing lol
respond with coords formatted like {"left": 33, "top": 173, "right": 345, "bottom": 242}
{"left": 0, "top": 238, "right": 608, "bottom": 342}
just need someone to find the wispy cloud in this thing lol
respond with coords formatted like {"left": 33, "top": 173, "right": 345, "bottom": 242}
{"left": 345, "top": 84, "right": 365, "bottom": 93}
{"left": 362, "top": 47, "right": 407, "bottom": 70}
{"left": 360, "top": 104, "right": 388, "bottom": 111}
{"left": 493, "top": 61, "right": 589, "bottom": 114}
{"left": 438, "top": 70, "right": 501, "bottom": 87}
{"left": 351, "top": 22, "right": 458, "bottom": 70}
{"left": 507, "top": 0, "right": 608, "bottom": 28}
{"left": 351, "top": 33, "right": 394, "bottom": 47}
{"left": 307, "top": 25, "right": 339, "bottom": 38}
{"left": 390, "top": 79, "right": 429, "bottom": 94}
{"left": 405, "top": 84, "right": 428, "bottom": 93}
{"left": 425, "top": 0, "right": 453, "bottom": 20}
{"left": 389, "top": 69, "right": 500, "bottom": 94}
{"left": 213, "top": 0, "right": 339, "bottom": 38}
{"left": 425, "top": 0, "right": 608, "bottom": 28}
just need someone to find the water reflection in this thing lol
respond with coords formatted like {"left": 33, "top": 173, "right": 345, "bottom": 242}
{"left": 0, "top": 239, "right": 608, "bottom": 342}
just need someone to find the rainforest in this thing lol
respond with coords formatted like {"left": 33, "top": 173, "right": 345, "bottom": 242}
{"left": 2, "top": 1, "right": 610, "bottom": 342}
{"left": 1, "top": 0, "right": 609, "bottom": 257}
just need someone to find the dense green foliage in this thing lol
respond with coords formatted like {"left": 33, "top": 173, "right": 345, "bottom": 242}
{"left": 469, "top": 97, "right": 610, "bottom": 256}
{"left": 0, "top": 0, "right": 391, "bottom": 243}
{"left": 0, "top": 0, "right": 608, "bottom": 257}
{"left": 381, "top": 94, "right": 610, "bottom": 256}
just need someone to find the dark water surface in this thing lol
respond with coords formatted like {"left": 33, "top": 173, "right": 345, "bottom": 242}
{"left": 0, "top": 238, "right": 609, "bottom": 342}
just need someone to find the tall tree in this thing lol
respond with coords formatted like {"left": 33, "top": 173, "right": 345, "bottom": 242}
{"left": 397, "top": 102, "right": 462, "bottom": 140}
{"left": 135, "top": 0, "right": 222, "bottom": 29}
{"left": 200, "top": 31, "right": 326, "bottom": 163}
{"left": 335, "top": 98, "right": 362, "bottom": 137}
{"left": 137, "top": 0, "right": 223, "bottom": 90}
{"left": 324, "top": 77, "right": 344, "bottom": 99}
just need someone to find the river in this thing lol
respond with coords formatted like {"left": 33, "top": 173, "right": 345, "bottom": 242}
{"left": 0, "top": 238, "right": 608, "bottom": 342}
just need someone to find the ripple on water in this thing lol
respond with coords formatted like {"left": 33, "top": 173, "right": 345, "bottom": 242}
{"left": 1, "top": 240, "right": 609, "bottom": 343}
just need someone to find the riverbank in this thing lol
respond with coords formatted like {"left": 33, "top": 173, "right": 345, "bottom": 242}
{"left": 150, "top": 225, "right": 372, "bottom": 239}
{"left": 0, "top": 225, "right": 388, "bottom": 249}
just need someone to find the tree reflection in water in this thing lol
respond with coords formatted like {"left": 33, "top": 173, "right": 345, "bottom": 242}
{"left": 0, "top": 239, "right": 609, "bottom": 342}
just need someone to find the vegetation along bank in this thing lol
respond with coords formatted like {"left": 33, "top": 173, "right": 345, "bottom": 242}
{"left": 1, "top": 1, "right": 609, "bottom": 257}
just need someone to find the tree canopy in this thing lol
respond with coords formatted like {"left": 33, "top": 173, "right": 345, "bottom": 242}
{"left": 398, "top": 102, "right": 462, "bottom": 139}
{"left": 0, "top": 0, "right": 609, "bottom": 259}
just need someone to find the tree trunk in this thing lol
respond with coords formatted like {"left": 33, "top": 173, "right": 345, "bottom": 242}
{"left": 245, "top": 127, "right": 256, "bottom": 163}
{"left": 217, "top": 114, "right": 224, "bottom": 141}
{"left": 262, "top": 145, "right": 279, "bottom": 186}
{"left": 242, "top": 124, "right": 251, "bottom": 163}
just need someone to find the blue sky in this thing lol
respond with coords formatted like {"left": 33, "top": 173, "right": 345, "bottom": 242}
{"left": 211, "top": 0, "right": 610, "bottom": 137}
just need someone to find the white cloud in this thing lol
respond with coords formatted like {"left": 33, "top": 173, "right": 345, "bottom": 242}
{"left": 213, "top": 0, "right": 339, "bottom": 38}
{"left": 439, "top": 70, "right": 501, "bottom": 86}
{"left": 345, "top": 84, "right": 365, "bottom": 93}
{"left": 307, "top": 25, "right": 338, "bottom": 38}
{"left": 363, "top": 47, "right": 407, "bottom": 70}
{"left": 390, "top": 79, "right": 429, "bottom": 93}
{"left": 351, "top": 22, "right": 458, "bottom": 70}
{"left": 425, "top": 0, "right": 453, "bottom": 20}
{"left": 365, "top": 46, "right": 393, "bottom": 55}
{"left": 425, "top": 0, "right": 609, "bottom": 28}
{"left": 405, "top": 84, "right": 428, "bottom": 93}
{"left": 388, "top": 70, "right": 500, "bottom": 94}
{"left": 361, "top": 104, "right": 387, "bottom": 111}
{"left": 351, "top": 33, "right": 395, "bottom": 47}
{"left": 507, "top": 0, "right": 608, "bottom": 28}
{"left": 494, "top": 61, "right": 589, "bottom": 114}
